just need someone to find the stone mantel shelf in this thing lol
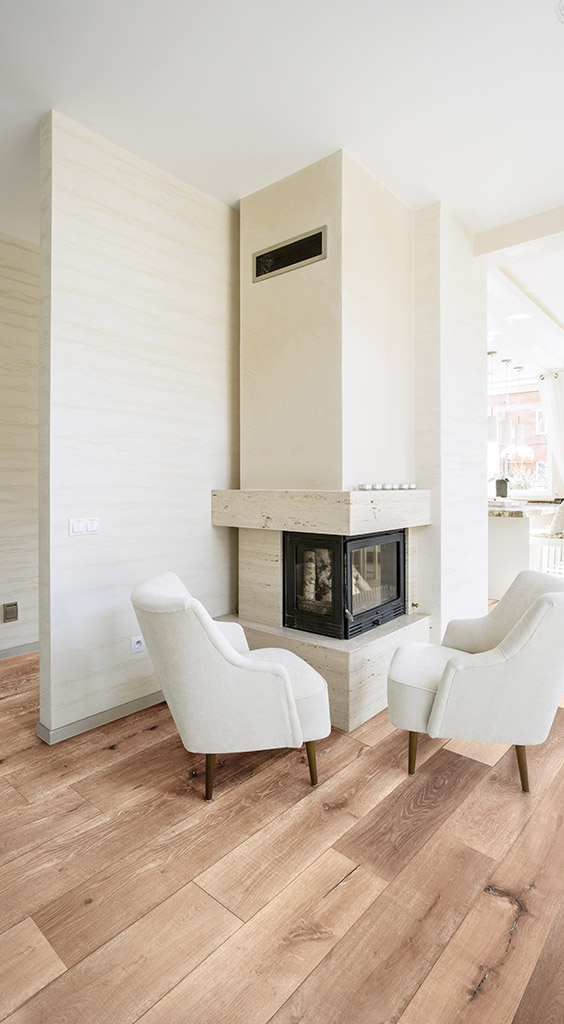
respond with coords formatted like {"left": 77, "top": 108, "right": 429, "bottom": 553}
{"left": 212, "top": 489, "right": 432, "bottom": 536}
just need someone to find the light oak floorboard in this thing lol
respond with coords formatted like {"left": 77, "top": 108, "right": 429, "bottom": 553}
{"left": 73, "top": 732, "right": 298, "bottom": 810}
{"left": 0, "top": 784, "right": 209, "bottom": 933}
{"left": 196, "top": 730, "right": 445, "bottom": 921}
{"left": 269, "top": 832, "right": 496, "bottom": 1024}
{"left": 34, "top": 731, "right": 362, "bottom": 967}
{"left": 396, "top": 758, "right": 564, "bottom": 1024}
{"left": 444, "top": 710, "right": 564, "bottom": 861}
{"left": 349, "top": 707, "right": 396, "bottom": 746}
{"left": 512, "top": 894, "right": 564, "bottom": 1024}
{"left": 135, "top": 849, "right": 387, "bottom": 1024}
{"left": 4, "top": 703, "right": 177, "bottom": 796}
{"left": 335, "top": 746, "right": 488, "bottom": 881}
{"left": 0, "top": 654, "right": 39, "bottom": 702}
{"left": 0, "top": 787, "right": 100, "bottom": 866}
{"left": 445, "top": 737, "right": 510, "bottom": 766}
{"left": 4, "top": 884, "right": 240, "bottom": 1024}
{"left": 0, "top": 776, "right": 26, "bottom": 812}
{"left": 4, "top": 653, "right": 564, "bottom": 1024}
{"left": 0, "top": 711, "right": 43, "bottom": 764}
{"left": 0, "top": 918, "right": 66, "bottom": 1021}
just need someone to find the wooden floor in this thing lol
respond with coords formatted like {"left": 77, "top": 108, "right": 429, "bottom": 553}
{"left": 2, "top": 653, "right": 564, "bottom": 1023}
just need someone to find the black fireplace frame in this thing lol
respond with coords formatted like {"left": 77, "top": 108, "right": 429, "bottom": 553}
{"left": 283, "top": 529, "right": 406, "bottom": 639}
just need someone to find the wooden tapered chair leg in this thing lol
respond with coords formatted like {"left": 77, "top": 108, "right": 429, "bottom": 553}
{"left": 515, "top": 745, "right": 529, "bottom": 793}
{"left": 408, "top": 731, "right": 418, "bottom": 776}
{"left": 205, "top": 753, "right": 216, "bottom": 802}
{"left": 305, "top": 741, "right": 318, "bottom": 787}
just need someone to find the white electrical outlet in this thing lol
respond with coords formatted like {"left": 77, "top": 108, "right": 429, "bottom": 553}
{"left": 130, "top": 636, "right": 146, "bottom": 654}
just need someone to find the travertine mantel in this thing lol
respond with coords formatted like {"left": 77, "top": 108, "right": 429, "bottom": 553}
{"left": 212, "top": 489, "right": 432, "bottom": 536}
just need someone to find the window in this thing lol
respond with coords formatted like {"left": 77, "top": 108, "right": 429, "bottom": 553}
{"left": 490, "top": 388, "right": 551, "bottom": 495}
{"left": 536, "top": 409, "right": 547, "bottom": 436}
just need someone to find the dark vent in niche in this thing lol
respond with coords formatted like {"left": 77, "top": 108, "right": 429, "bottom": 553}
{"left": 253, "top": 227, "right": 326, "bottom": 282}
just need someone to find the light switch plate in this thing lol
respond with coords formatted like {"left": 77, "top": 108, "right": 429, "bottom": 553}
{"left": 69, "top": 518, "right": 100, "bottom": 535}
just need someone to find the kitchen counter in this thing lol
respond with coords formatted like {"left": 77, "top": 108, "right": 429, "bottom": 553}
{"left": 488, "top": 501, "right": 555, "bottom": 518}
{"left": 488, "top": 501, "right": 556, "bottom": 598}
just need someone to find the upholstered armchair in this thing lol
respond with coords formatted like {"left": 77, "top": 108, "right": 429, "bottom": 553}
{"left": 388, "top": 570, "right": 564, "bottom": 792}
{"left": 131, "top": 572, "right": 331, "bottom": 800}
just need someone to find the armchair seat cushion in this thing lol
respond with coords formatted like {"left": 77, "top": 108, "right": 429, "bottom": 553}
{"left": 388, "top": 643, "right": 461, "bottom": 733}
{"left": 246, "top": 648, "right": 331, "bottom": 742}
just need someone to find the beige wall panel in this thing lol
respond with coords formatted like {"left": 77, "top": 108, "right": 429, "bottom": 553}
{"left": 0, "top": 233, "right": 39, "bottom": 650}
{"left": 414, "top": 204, "right": 487, "bottom": 634}
{"left": 238, "top": 529, "right": 283, "bottom": 626}
{"left": 40, "top": 113, "right": 239, "bottom": 733}
{"left": 240, "top": 152, "right": 343, "bottom": 490}
{"left": 341, "top": 153, "right": 414, "bottom": 489}
{"left": 440, "top": 208, "right": 488, "bottom": 624}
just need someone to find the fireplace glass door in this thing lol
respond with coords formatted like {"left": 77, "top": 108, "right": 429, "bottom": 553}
{"left": 284, "top": 530, "right": 405, "bottom": 639}
{"left": 350, "top": 540, "right": 399, "bottom": 616}
{"left": 284, "top": 534, "right": 344, "bottom": 637}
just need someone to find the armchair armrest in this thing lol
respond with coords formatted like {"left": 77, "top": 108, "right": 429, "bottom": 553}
{"left": 441, "top": 615, "right": 488, "bottom": 653}
{"left": 428, "top": 594, "right": 564, "bottom": 745}
{"left": 214, "top": 620, "right": 250, "bottom": 654}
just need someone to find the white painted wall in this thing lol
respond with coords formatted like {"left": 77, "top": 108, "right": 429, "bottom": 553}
{"left": 240, "top": 152, "right": 343, "bottom": 490}
{"left": 39, "top": 113, "right": 239, "bottom": 734}
{"left": 341, "top": 153, "right": 413, "bottom": 489}
{"left": 0, "top": 232, "right": 39, "bottom": 650}
{"left": 414, "top": 203, "right": 488, "bottom": 634}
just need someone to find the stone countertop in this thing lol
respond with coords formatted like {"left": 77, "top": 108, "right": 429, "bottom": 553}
{"left": 488, "top": 502, "right": 556, "bottom": 519}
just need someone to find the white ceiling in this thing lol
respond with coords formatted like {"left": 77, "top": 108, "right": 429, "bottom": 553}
{"left": 1, "top": 0, "right": 564, "bottom": 244}
{"left": 487, "top": 232, "right": 564, "bottom": 386}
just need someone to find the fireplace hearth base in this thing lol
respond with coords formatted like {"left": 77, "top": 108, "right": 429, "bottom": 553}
{"left": 217, "top": 611, "right": 431, "bottom": 732}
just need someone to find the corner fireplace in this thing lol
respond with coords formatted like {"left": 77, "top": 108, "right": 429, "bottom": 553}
{"left": 283, "top": 530, "right": 405, "bottom": 639}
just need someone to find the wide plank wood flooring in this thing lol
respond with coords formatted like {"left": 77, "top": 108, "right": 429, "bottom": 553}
{"left": 1, "top": 651, "right": 564, "bottom": 1023}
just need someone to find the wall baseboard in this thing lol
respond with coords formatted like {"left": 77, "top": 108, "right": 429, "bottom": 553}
{"left": 36, "top": 689, "right": 165, "bottom": 745}
{"left": 0, "top": 642, "right": 39, "bottom": 660}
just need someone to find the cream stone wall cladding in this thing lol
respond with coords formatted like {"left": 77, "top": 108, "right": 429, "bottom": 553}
{"left": 240, "top": 151, "right": 415, "bottom": 491}
{"left": 341, "top": 153, "right": 413, "bottom": 489}
{"left": 238, "top": 529, "right": 282, "bottom": 626}
{"left": 0, "top": 233, "right": 39, "bottom": 651}
{"left": 240, "top": 152, "right": 343, "bottom": 491}
{"left": 39, "top": 112, "right": 239, "bottom": 738}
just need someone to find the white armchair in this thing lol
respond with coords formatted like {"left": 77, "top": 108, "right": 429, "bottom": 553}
{"left": 387, "top": 570, "right": 564, "bottom": 792}
{"left": 131, "top": 572, "right": 331, "bottom": 800}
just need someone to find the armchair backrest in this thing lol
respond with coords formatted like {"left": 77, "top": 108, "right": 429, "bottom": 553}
{"left": 485, "top": 570, "right": 564, "bottom": 649}
{"left": 430, "top": 590, "right": 564, "bottom": 745}
{"left": 131, "top": 572, "right": 303, "bottom": 754}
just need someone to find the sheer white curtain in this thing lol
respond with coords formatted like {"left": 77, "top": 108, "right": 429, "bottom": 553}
{"left": 539, "top": 371, "right": 564, "bottom": 483}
